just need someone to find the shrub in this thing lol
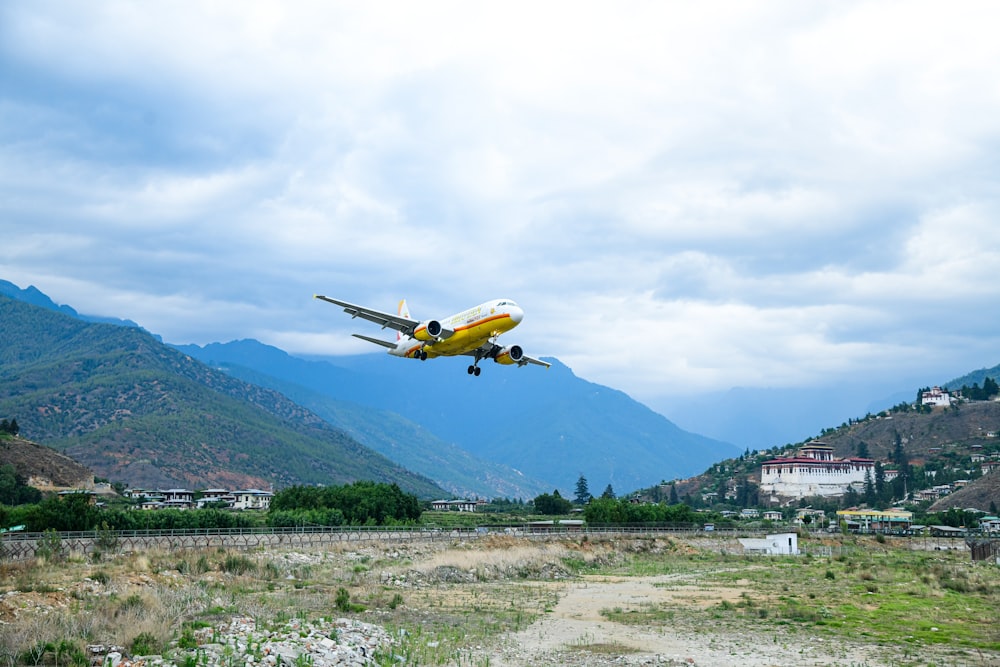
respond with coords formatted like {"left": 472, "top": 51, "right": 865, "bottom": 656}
{"left": 334, "top": 587, "right": 365, "bottom": 613}
{"left": 36, "top": 529, "right": 66, "bottom": 563}
{"left": 131, "top": 632, "right": 160, "bottom": 656}
{"left": 221, "top": 554, "right": 256, "bottom": 575}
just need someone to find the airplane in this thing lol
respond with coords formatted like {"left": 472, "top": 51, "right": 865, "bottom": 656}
{"left": 314, "top": 295, "right": 550, "bottom": 376}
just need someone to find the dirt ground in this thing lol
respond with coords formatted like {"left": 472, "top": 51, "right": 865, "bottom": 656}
{"left": 479, "top": 573, "right": 889, "bottom": 667}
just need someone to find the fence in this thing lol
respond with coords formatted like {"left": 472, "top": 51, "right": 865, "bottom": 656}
{"left": 0, "top": 524, "right": 718, "bottom": 561}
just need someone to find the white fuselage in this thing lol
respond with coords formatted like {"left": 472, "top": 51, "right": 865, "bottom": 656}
{"left": 391, "top": 299, "right": 524, "bottom": 359}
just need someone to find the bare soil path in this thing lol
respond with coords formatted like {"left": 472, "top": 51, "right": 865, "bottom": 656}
{"left": 482, "top": 573, "right": 892, "bottom": 667}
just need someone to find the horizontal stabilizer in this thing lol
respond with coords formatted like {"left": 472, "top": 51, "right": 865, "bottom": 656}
{"left": 352, "top": 333, "right": 396, "bottom": 349}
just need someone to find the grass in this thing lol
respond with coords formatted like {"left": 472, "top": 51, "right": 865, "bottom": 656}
{"left": 589, "top": 538, "right": 1000, "bottom": 657}
{"left": 0, "top": 535, "right": 997, "bottom": 666}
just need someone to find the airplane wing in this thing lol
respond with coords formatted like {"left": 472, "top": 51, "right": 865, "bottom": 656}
{"left": 520, "top": 355, "right": 551, "bottom": 368}
{"left": 314, "top": 295, "right": 417, "bottom": 334}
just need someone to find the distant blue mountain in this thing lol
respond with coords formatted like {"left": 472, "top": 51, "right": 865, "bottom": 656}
{"left": 177, "top": 340, "right": 742, "bottom": 495}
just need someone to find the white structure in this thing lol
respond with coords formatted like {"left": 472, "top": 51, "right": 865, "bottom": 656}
{"left": 739, "top": 533, "right": 799, "bottom": 556}
{"left": 197, "top": 489, "right": 235, "bottom": 509}
{"left": 232, "top": 489, "right": 273, "bottom": 510}
{"left": 431, "top": 499, "right": 479, "bottom": 512}
{"left": 921, "top": 387, "right": 953, "bottom": 407}
{"left": 760, "top": 443, "right": 875, "bottom": 500}
{"left": 160, "top": 489, "right": 194, "bottom": 506}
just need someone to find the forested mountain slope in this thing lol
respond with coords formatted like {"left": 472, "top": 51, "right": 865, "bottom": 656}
{"left": 0, "top": 296, "right": 442, "bottom": 497}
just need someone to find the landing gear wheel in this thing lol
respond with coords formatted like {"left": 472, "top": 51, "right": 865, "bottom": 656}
{"left": 474, "top": 367, "right": 481, "bottom": 376}
{"left": 468, "top": 365, "right": 475, "bottom": 375}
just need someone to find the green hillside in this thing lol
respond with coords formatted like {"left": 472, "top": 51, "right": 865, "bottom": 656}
{"left": 0, "top": 296, "right": 442, "bottom": 497}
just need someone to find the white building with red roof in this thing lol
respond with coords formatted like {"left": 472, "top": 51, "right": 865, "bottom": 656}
{"left": 921, "top": 387, "right": 953, "bottom": 407}
{"left": 760, "top": 443, "right": 875, "bottom": 500}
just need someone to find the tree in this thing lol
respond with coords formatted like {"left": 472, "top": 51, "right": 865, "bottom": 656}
{"left": 668, "top": 484, "right": 679, "bottom": 505}
{"left": 0, "top": 464, "right": 41, "bottom": 506}
{"left": 574, "top": 475, "right": 591, "bottom": 505}
{"left": 735, "top": 478, "right": 758, "bottom": 508}
{"left": 863, "top": 469, "right": 875, "bottom": 505}
{"left": 856, "top": 441, "right": 870, "bottom": 459}
{"left": 600, "top": 484, "right": 616, "bottom": 499}
{"left": 534, "top": 491, "right": 572, "bottom": 515}
{"left": 269, "top": 481, "right": 421, "bottom": 525}
{"left": 874, "top": 461, "right": 886, "bottom": 502}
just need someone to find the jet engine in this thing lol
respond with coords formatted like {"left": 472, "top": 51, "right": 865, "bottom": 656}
{"left": 493, "top": 345, "right": 524, "bottom": 365}
{"left": 412, "top": 320, "right": 444, "bottom": 341}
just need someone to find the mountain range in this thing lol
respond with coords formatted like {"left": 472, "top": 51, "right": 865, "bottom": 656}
{"left": 176, "top": 340, "right": 740, "bottom": 495}
{"left": 0, "top": 281, "right": 740, "bottom": 497}
{"left": 0, "top": 294, "right": 442, "bottom": 497}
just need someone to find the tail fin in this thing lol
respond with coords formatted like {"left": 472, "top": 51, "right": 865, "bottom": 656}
{"left": 397, "top": 299, "right": 411, "bottom": 341}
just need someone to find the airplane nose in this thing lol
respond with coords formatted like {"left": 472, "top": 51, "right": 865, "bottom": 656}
{"left": 509, "top": 305, "right": 524, "bottom": 323}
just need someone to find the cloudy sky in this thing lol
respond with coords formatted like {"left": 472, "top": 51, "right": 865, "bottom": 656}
{"left": 3, "top": 1, "right": 999, "bottom": 413}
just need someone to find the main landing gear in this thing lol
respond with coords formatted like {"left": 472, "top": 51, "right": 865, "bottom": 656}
{"left": 467, "top": 332, "right": 504, "bottom": 377}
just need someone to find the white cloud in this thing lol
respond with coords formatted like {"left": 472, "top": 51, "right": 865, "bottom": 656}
{"left": 2, "top": 1, "right": 1000, "bottom": 404}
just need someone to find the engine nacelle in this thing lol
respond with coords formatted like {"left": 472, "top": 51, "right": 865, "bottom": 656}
{"left": 493, "top": 345, "right": 524, "bottom": 365}
{"left": 412, "top": 320, "right": 444, "bottom": 342}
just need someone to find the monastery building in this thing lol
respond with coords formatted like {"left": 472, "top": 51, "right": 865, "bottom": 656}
{"left": 760, "top": 443, "right": 875, "bottom": 501}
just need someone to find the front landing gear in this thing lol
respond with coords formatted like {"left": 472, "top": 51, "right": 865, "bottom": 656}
{"left": 467, "top": 365, "right": 481, "bottom": 376}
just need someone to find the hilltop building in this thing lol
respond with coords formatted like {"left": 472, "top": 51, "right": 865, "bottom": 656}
{"left": 921, "top": 387, "right": 954, "bottom": 407}
{"left": 759, "top": 443, "right": 875, "bottom": 502}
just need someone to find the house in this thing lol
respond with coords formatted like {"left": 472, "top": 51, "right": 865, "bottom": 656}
{"left": 232, "top": 489, "right": 273, "bottom": 511}
{"left": 739, "top": 533, "right": 799, "bottom": 556}
{"left": 197, "top": 489, "right": 235, "bottom": 509}
{"left": 763, "top": 511, "right": 783, "bottom": 521}
{"left": 921, "top": 387, "right": 953, "bottom": 407}
{"left": 982, "top": 461, "right": 1000, "bottom": 476}
{"left": 160, "top": 489, "right": 194, "bottom": 505}
{"left": 979, "top": 516, "right": 1000, "bottom": 534}
{"left": 917, "top": 488, "right": 941, "bottom": 501}
{"left": 430, "top": 499, "right": 478, "bottom": 512}
{"left": 795, "top": 508, "right": 826, "bottom": 523}
{"left": 740, "top": 508, "right": 760, "bottom": 519}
